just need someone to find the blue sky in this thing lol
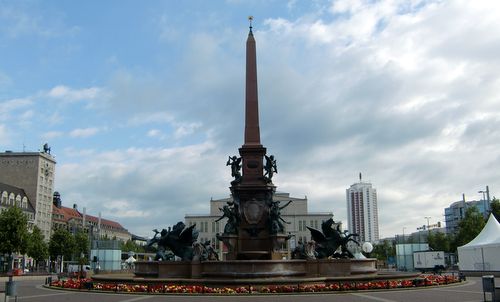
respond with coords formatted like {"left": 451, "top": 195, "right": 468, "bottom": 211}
{"left": 2, "top": 0, "right": 500, "bottom": 238}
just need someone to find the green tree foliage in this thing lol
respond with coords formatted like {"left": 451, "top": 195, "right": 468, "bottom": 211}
{"left": 454, "top": 206, "right": 485, "bottom": 248}
{"left": 427, "top": 231, "right": 451, "bottom": 252}
{"left": 49, "top": 228, "right": 76, "bottom": 260}
{"left": 74, "top": 231, "right": 89, "bottom": 263}
{"left": 0, "top": 206, "right": 29, "bottom": 258}
{"left": 371, "top": 240, "right": 395, "bottom": 261}
{"left": 27, "top": 226, "right": 49, "bottom": 266}
{"left": 121, "top": 239, "right": 145, "bottom": 253}
{"left": 490, "top": 197, "right": 500, "bottom": 223}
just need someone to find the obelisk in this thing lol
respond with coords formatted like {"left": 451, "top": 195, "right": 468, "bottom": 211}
{"left": 238, "top": 18, "right": 267, "bottom": 185}
{"left": 226, "top": 18, "right": 282, "bottom": 260}
{"left": 244, "top": 21, "right": 261, "bottom": 147}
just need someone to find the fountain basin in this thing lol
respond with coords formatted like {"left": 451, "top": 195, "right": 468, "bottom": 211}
{"left": 134, "top": 258, "right": 377, "bottom": 279}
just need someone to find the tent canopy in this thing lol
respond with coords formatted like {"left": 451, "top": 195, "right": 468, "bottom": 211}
{"left": 458, "top": 214, "right": 500, "bottom": 272}
{"left": 125, "top": 256, "right": 137, "bottom": 264}
{"left": 459, "top": 214, "right": 500, "bottom": 248}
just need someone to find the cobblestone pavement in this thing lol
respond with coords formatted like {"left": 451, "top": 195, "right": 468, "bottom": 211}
{"left": 0, "top": 276, "right": 497, "bottom": 302}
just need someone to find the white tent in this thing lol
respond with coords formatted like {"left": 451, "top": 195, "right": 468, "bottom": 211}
{"left": 458, "top": 214, "right": 500, "bottom": 272}
{"left": 125, "top": 256, "right": 137, "bottom": 264}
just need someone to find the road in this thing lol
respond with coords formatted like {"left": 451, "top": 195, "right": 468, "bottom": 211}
{"left": 0, "top": 276, "right": 495, "bottom": 302}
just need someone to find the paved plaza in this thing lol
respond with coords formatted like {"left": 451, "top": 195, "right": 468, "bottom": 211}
{"left": 0, "top": 276, "right": 497, "bottom": 302}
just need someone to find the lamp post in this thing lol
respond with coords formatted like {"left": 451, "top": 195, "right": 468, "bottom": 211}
{"left": 424, "top": 216, "right": 431, "bottom": 244}
{"left": 402, "top": 227, "right": 407, "bottom": 271}
{"left": 424, "top": 216, "right": 431, "bottom": 231}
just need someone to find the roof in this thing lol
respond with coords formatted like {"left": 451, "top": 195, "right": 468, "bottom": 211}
{"left": 0, "top": 182, "right": 27, "bottom": 196}
{"left": 52, "top": 204, "right": 127, "bottom": 232}
{"left": 84, "top": 214, "right": 127, "bottom": 231}
{"left": 459, "top": 214, "right": 500, "bottom": 248}
{"left": 52, "top": 205, "right": 82, "bottom": 222}
{"left": 0, "top": 182, "right": 35, "bottom": 213}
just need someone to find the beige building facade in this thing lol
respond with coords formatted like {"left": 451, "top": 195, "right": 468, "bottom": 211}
{"left": 0, "top": 151, "right": 56, "bottom": 239}
{"left": 185, "top": 192, "right": 335, "bottom": 254}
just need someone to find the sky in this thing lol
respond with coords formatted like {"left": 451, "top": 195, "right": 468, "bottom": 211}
{"left": 1, "top": 0, "right": 500, "bottom": 239}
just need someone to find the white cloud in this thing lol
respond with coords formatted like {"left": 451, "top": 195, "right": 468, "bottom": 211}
{"left": 0, "top": 4, "right": 80, "bottom": 38}
{"left": 47, "top": 85, "right": 103, "bottom": 102}
{"left": 0, "top": 124, "right": 10, "bottom": 145}
{"left": 42, "top": 131, "right": 64, "bottom": 140}
{"left": 147, "top": 129, "right": 161, "bottom": 137}
{"left": 14, "top": 0, "right": 500, "bottom": 239}
{"left": 69, "top": 127, "right": 101, "bottom": 138}
{"left": 128, "top": 112, "right": 175, "bottom": 126}
{"left": 251, "top": 0, "right": 500, "bottom": 237}
{"left": 173, "top": 122, "right": 202, "bottom": 139}
{"left": 56, "top": 141, "right": 226, "bottom": 236}
{"left": 0, "top": 98, "right": 32, "bottom": 118}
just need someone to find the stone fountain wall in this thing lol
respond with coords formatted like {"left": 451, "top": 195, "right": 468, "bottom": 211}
{"left": 134, "top": 258, "right": 377, "bottom": 279}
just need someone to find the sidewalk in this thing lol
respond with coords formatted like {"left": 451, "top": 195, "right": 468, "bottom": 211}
{"left": 0, "top": 274, "right": 54, "bottom": 282}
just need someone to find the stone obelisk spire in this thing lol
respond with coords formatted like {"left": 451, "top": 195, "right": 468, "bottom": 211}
{"left": 244, "top": 16, "right": 261, "bottom": 147}
{"left": 221, "top": 18, "right": 282, "bottom": 261}
{"left": 239, "top": 16, "right": 266, "bottom": 184}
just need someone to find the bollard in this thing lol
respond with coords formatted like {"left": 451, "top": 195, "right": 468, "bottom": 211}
{"left": 5, "top": 281, "right": 17, "bottom": 297}
{"left": 482, "top": 275, "right": 495, "bottom": 302}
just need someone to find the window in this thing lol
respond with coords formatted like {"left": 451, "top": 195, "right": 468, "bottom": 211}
{"left": 9, "top": 193, "right": 15, "bottom": 205}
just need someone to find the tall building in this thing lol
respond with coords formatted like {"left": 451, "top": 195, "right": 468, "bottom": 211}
{"left": 0, "top": 149, "right": 56, "bottom": 239}
{"left": 346, "top": 173, "right": 379, "bottom": 243}
{"left": 444, "top": 193, "right": 491, "bottom": 234}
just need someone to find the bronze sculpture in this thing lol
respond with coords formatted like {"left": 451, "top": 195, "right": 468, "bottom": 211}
{"left": 268, "top": 200, "right": 291, "bottom": 234}
{"left": 298, "top": 218, "right": 360, "bottom": 259}
{"left": 264, "top": 155, "right": 277, "bottom": 181}
{"left": 147, "top": 222, "right": 200, "bottom": 261}
{"left": 226, "top": 156, "right": 242, "bottom": 183}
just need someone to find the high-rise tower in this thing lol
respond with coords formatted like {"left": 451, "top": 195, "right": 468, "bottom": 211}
{"left": 0, "top": 149, "right": 56, "bottom": 240}
{"left": 346, "top": 173, "right": 379, "bottom": 243}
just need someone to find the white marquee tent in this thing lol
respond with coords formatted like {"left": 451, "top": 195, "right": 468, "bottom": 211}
{"left": 458, "top": 214, "right": 500, "bottom": 272}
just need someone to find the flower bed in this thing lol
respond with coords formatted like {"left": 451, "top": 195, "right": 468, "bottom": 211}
{"left": 49, "top": 274, "right": 461, "bottom": 294}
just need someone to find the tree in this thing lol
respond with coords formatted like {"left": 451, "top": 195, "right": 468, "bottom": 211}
{"left": 454, "top": 206, "right": 485, "bottom": 249}
{"left": 73, "top": 231, "right": 89, "bottom": 276}
{"left": 49, "top": 228, "right": 76, "bottom": 260}
{"left": 371, "top": 240, "right": 395, "bottom": 261}
{"left": 0, "top": 206, "right": 29, "bottom": 271}
{"left": 27, "top": 226, "right": 49, "bottom": 270}
{"left": 490, "top": 197, "right": 500, "bottom": 223}
{"left": 427, "top": 231, "right": 451, "bottom": 252}
{"left": 74, "top": 231, "right": 89, "bottom": 260}
{"left": 121, "top": 239, "right": 145, "bottom": 253}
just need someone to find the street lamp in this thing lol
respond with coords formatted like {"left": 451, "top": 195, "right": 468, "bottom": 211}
{"left": 424, "top": 216, "right": 431, "bottom": 244}
{"left": 402, "top": 227, "right": 407, "bottom": 271}
{"left": 424, "top": 216, "right": 431, "bottom": 231}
